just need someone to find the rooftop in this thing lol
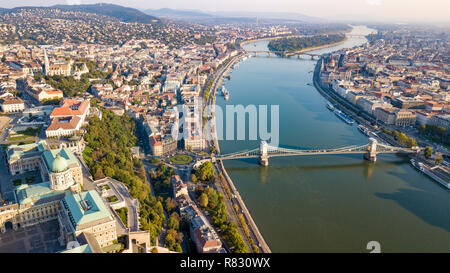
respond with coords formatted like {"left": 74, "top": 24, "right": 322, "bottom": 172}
{"left": 63, "top": 190, "right": 113, "bottom": 231}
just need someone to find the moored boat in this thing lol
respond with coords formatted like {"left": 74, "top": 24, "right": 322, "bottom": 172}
{"left": 326, "top": 102, "right": 335, "bottom": 111}
{"left": 334, "top": 109, "right": 355, "bottom": 125}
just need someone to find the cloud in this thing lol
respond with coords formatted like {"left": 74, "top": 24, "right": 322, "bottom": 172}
{"left": 366, "top": 0, "right": 383, "bottom": 6}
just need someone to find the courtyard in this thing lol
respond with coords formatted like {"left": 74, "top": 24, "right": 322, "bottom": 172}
{"left": 0, "top": 219, "right": 65, "bottom": 253}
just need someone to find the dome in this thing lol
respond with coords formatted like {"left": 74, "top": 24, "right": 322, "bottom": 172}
{"left": 52, "top": 153, "right": 69, "bottom": 173}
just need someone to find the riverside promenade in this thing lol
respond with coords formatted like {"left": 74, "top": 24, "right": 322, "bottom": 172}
{"left": 207, "top": 53, "right": 272, "bottom": 253}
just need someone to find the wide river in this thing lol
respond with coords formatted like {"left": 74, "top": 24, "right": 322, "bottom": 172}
{"left": 215, "top": 26, "right": 450, "bottom": 252}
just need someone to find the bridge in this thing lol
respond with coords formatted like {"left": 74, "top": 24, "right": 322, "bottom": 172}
{"left": 214, "top": 139, "right": 421, "bottom": 166}
{"left": 346, "top": 34, "right": 368, "bottom": 38}
{"left": 244, "top": 50, "right": 322, "bottom": 59}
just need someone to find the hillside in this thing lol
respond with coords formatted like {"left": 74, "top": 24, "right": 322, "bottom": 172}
{"left": 1, "top": 3, "right": 160, "bottom": 24}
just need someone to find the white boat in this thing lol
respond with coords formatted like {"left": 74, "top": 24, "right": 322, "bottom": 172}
{"left": 221, "top": 86, "right": 230, "bottom": 100}
{"left": 334, "top": 109, "right": 355, "bottom": 125}
{"left": 357, "top": 125, "right": 370, "bottom": 136}
{"left": 410, "top": 159, "right": 450, "bottom": 189}
{"left": 326, "top": 102, "right": 335, "bottom": 111}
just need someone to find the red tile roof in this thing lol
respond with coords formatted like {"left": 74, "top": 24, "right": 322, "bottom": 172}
{"left": 50, "top": 99, "right": 89, "bottom": 117}
{"left": 46, "top": 116, "right": 81, "bottom": 131}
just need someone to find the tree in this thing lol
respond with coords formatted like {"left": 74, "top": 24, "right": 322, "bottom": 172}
{"left": 424, "top": 146, "right": 433, "bottom": 159}
{"left": 435, "top": 153, "right": 444, "bottom": 165}
{"left": 195, "top": 161, "right": 215, "bottom": 182}
{"left": 168, "top": 214, "right": 180, "bottom": 230}
{"left": 151, "top": 157, "right": 160, "bottom": 164}
{"left": 199, "top": 193, "right": 208, "bottom": 208}
{"left": 190, "top": 173, "right": 198, "bottom": 183}
{"left": 94, "top": 167, "right": 105, "bottom": 180}
{"left": 165, "top": 198, "right": 177, "bottom": 213}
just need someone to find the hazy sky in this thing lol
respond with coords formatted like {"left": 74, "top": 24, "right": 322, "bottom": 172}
{"left": 3, "top": 0, "right": 450, "bottom": 23}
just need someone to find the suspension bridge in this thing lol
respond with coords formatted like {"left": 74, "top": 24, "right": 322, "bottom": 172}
{"left": 213, "top": 138, "right": 421, "bottom": 166}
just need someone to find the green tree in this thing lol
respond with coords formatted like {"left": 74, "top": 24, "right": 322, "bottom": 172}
{"left": 435, "top": 153, "right": 444, "bottom": 165}
{"left": 190, "top": 173, "right": 198, "bottom": 183}
{"left": 168, "top": 213, "right": 180, "bottom": 230}
{"left": 195, "top": 161, "right": 215, "bottom": 182}
{"left": 199, "top": 193, "right": 208, "bottom": 208}
{"left": 424, "top": 146, "right": 433, "bottom": 159}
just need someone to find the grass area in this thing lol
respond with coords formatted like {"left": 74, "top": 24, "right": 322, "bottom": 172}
{"left": 101, "top": 243, "right": 124, "bottom": 253}
{"left": 169, "top": 154, "right": 193, "bottom": 165}
{"left": 196, "top": 151, "right": 210, "bottom": 157}
{"left": 17, "top": 127, "right": 41, "bottom": 136}
{"left": 7, "top": 135, "right": 34, "bottom": 141}
{"left": 107, "top": 195, "right": 118, "bottom": 203}
{"left": 7, "top": 127, "right": 41, "bottom": 142}
{"left": 101, "top": 185, "right": 111, "bottom": 190}
{"left": 115, "top": 207, "right": 128, "bottom": 228}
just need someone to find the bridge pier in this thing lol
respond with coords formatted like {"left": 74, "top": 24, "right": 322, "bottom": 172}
{"left": 364, "top": 138, "right": 378, "bottom": 162}
{"left": 259, "top": 155, "right": 269, "bottom": 166}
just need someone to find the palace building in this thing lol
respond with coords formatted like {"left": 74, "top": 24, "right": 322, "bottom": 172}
{"left": 0, "top": 141, "right": 117, "bottom": 249}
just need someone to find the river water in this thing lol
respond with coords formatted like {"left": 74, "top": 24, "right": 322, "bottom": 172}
{"left": 215, "top": 26, "right": 450, "bottom": 252}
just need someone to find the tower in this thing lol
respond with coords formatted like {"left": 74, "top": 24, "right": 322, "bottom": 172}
{"left": 364, "top": 138, "right": 378, "bottom": 162}
{"left": 259, "top": 141, "right": 269, "bottom": 166}
{"left": 44, "top": 49, "right": 49, "bottom": 76}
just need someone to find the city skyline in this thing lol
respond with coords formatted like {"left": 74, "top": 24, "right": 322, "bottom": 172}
{"left": 3, "top": 0, "right": 450, "bottom": 24}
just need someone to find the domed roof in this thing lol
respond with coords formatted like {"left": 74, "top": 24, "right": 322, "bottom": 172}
{"left": 52, "top": 153, "right": 69, "bottom": 173}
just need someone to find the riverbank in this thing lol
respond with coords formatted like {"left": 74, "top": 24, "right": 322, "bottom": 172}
{"left": 297, "top": 36, "right": 349, "bottom": 54}
{"left": 207, "top": 52, "right": 272, "bottom": 253}
{"left": 313, "top": 57, "right": 450, "bottom": 190}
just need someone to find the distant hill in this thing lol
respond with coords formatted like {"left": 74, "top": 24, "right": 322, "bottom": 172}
{"left": 0, "top": 3, "right": 160, "bottom": 24}
{"left": 143, "top": 8, "right": 325, "bottom": 24}
{"left": 210, "top": 11, "right": 325, "bottom": 23}
{"left": 145, "top": 8, "right": 212, "bottom": 19}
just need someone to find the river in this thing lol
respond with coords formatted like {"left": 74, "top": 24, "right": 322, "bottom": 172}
{"left": 215, "top": 26, "right": 450, "bottom": 252}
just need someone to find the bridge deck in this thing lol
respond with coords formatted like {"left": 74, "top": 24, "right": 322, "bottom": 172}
{"left": 217, "top": 143, "right": 420, "bottom": 161}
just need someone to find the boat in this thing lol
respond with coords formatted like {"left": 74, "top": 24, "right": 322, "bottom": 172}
{"left": 410, "top": 159, "right": 450, "bottom": 189}
{"left": 334, "top": 109, "right": 355, "bottom": 125}
{"left": 326, "top": 102, "right": 335, "bottom": 111}
{"left": 221, "top": 86, "right": 230, "bottom": 100}
{"left": 357, "top": 124, "right": 371, "bottom": 136}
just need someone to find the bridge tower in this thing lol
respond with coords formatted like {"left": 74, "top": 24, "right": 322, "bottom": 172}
{"left": 259, "top": 141, "right": 269, "bottom": 166}
{"left": 364, "top": 138, "right": 378, "bottom": 162}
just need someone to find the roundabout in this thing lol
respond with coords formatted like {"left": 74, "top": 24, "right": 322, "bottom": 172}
{"left": 168, "top": 154, "right": 193, "bottom": 165}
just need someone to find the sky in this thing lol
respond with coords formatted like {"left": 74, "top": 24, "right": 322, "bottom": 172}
{"left": 2, "top": 0, "right": 450, "bottom": 23}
